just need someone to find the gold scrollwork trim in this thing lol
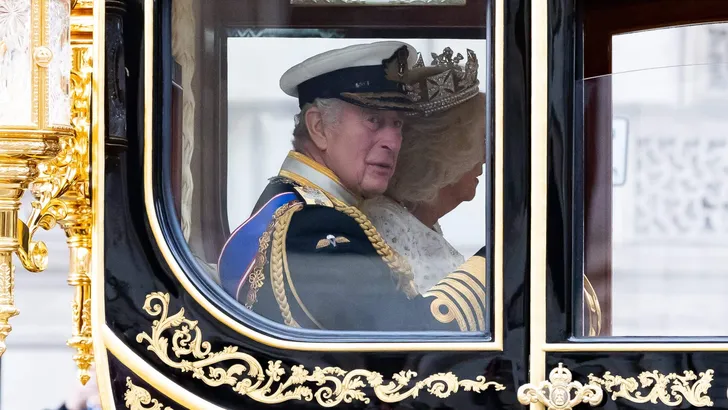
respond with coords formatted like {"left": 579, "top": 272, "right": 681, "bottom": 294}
{"left": 588, "top": 369, "right": 714, "bottom": 407}
{"left": 517, "top": 363, "right": 603, "bottom": 410}
{"left": 136, "top": 292, "right": 505, "bottom": 406}
{"left": 124, "top": 377, "right": 174, "bottom": 410}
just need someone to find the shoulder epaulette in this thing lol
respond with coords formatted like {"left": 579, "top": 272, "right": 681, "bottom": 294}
{"left": 293, "top": 185, "right": 334, "bottom": 207}
{"left": 423, "top": 255, "right": 487, "bottom": 332}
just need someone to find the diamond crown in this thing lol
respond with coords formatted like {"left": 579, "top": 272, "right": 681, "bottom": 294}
{"left": 405, "top": 47, "right": 480, "bottom": 115}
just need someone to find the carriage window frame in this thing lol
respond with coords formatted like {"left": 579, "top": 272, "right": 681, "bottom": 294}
{"left": 145, "top": 0, "right": 504, "bottom": 348}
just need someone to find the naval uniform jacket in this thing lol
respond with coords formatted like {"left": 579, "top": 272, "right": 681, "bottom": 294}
{"left": 218, "top": 151, "right": 487, "bottom": 332}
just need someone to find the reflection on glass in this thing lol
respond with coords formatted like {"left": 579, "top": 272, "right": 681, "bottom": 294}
{"left": 582, "top": 59, "right": 728, "bottom": 337}
{"left": 171, "top": 27, "right": 490, "bottom": 333}
{"left": 226, "top": 37, "right": 487, "bottom": 262}
{"left": 219, "top": 40, "right": 488, "bottom": 332}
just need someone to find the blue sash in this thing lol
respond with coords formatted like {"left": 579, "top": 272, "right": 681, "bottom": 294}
{"left": 217, "top": 192, "right": 298, "bottom": 299}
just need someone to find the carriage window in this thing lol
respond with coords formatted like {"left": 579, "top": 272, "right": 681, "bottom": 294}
{"left": 581, "top": 22, "right": 728, "bottom": 337}
{"left": 166, "top": 1, "right": 492, "bottom": 335}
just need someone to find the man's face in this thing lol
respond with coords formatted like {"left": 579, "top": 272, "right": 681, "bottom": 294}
{"left": 321, "top": 103, "right": 403, "bottom": 198}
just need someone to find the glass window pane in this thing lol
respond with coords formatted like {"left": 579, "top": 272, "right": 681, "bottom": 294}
{"left": 167, "top": 1, "right": 492, "bottom": 336}
{"left": 580, "top": 22, "right": 728, "bottom": 337}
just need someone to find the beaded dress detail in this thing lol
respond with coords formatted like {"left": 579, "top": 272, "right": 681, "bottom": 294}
{"left": 361, "top": 196, "right": 464, "bottom": 293}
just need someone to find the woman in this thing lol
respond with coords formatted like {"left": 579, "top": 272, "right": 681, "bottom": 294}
{"left": 361, "top": 48, "right": 485, "bottom": 293}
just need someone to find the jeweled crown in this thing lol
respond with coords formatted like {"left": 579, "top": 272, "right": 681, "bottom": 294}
{"left": 405, "top": 47, "right": 480, "bottom": 115}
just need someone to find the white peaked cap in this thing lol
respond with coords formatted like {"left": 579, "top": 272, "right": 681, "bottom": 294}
{"left": 279, "top": 41, "right": 418, "bottom": 98}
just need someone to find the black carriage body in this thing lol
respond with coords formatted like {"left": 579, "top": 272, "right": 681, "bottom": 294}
{"left": 100, "top": 0, "right": 530, "bottom": 409}
{"left": 94, "top": 0, "right": 728, "bottom": 409}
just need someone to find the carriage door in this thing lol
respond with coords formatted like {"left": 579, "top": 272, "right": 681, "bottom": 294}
{"left": 92, "top": 0, "right": 537, "bottom": 408}
{"left": 517, "top": 0, "right": 728, "bottom": 409}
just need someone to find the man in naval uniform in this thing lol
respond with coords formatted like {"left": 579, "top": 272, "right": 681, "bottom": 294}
{"left": 217, "top": 41, "right": 486, "bottom": 332}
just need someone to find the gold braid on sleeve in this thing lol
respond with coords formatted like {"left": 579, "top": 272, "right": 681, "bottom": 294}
{"left": 332, "top": 201, "right": 418, "bottom": 299}
{"left": 244, "top": 209, "right": 281, "bottom": 309}
{"left": 269, "top": 202, "right": 304, "bottom": 328}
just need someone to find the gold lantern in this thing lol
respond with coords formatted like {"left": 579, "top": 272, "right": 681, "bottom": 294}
{"left": 0, "top": 0, "right": 74, "bottom": 356}
{"left": 0, "top": 0, "right": 95, "bottom": 385}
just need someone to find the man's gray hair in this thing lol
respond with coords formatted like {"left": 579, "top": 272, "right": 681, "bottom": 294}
{"left": 292, "top": 98, "right": 344, "bottom": 151}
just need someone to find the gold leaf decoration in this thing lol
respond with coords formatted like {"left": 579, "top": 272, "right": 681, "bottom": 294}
{"left": 588, "top": 369, "right": 714, "bottom": 407}
{"left": 136, "top": 292, "right": 505, "bottom": 406}
{"left": 124, "top": 377, "right": 174, "bottom": 410}
{"left": 517, "top": 363, "right": 603, "bottom": 410}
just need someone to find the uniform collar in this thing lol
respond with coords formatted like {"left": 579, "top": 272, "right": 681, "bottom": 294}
{"left": 279, "top": 151, "right": 361, "bottom": 206}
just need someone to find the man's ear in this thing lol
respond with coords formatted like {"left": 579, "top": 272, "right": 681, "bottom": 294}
{"left": 305, "top": 106, "right": 328, "bottom": 151}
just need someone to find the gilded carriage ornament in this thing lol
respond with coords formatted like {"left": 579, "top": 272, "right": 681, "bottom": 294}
{"left": 588, "top": 369, "right": 714, "bottom": 407}
{"left": 136, "top": 292, "right": 505, "bottom": 406}
{"left": 16, "top": 1, "right": 96, "bottom": 384}
{"left": 517, "top": 363, "right": 603, "bottom": 410}
{"left": 0, "top": 0, "right": 75, "bottom": 357}
{"left": 124, "top": 377, "right": 174, "bottom": 410}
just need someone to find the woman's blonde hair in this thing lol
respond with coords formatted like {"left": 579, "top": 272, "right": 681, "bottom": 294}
{"left": 386, "top": 91, "right": 486, "bottom": 205}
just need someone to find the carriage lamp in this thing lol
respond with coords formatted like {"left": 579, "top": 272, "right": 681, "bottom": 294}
{"left": 0, "top": 0, "right": 73, "bottom": 357}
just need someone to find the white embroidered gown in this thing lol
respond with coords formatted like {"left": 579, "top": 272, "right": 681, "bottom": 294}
{"left": 360, "top": 196, "right": 465, "bottom": 293}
